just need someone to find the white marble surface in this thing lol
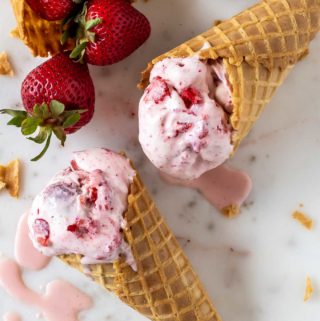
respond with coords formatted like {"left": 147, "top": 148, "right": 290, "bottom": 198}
{"left": 0, "top": 0, "right": 320, "bottom": 320}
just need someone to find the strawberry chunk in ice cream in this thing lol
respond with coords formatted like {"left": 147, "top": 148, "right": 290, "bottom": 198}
{"left": 139, "top": 56, "right": 233, "bottom": 180}
{"left": 28, "top": 148, "right": 136, "bottom": 269}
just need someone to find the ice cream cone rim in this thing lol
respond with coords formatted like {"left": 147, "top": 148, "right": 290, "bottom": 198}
{"left": 139, "top": 0, "right": 320, "bottom": 90}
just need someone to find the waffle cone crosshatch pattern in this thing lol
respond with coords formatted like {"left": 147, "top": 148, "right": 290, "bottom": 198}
{"left": 60, "top": 171, "right": 222, "bottom": 321}
{"left": 1, "top": 0, "right": 320, "bottom": 321}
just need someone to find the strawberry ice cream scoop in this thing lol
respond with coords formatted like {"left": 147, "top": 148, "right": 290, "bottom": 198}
{"left": 28, "top": 148, "right": 136, "bottom": 269}
{"left": 139, "top": 56, "right": 233, "bottom": 180}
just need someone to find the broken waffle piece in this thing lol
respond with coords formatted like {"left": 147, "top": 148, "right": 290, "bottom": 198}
{"left": 304, "top": 276, "right": 313, "bottom": 302}
{"left": 0, "top": 159, "right": 20, "bottom": 197}
{"left": 10, "top": 0, "right": 68, "bottom": 57}
{"left": 292, "top": 211, "right": 313, "bottom": 230}
{"left": 221, "top": 205, "right": 239, "bottom": 218}
{"left": 0, "top": 52, "right": 14, "bottom": 76}
{"left": 10, "top": 27, "right": 20, "bottom": 39}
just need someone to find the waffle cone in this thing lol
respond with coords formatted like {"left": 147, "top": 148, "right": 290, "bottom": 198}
{"left": 59, "top": 170, "right": 221, "bottom": 321}
{"left": 10, "top": 0, "right": 73, "bottom": 57}
{"left": 139, "top": 0, "right": 320, "bottom": 149}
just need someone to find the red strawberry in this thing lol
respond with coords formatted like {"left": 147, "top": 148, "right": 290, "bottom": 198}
{"left": 180, "top": 87, "right": 203, "bottom": 109}
{"left": 68, "top": 0, "right": 151, "bottom": 65}
{"left": 25, "top": 0, "right": 78, "bottom": 21}
{"left": 1, "top": 53, "right": 95, "bottom": 161}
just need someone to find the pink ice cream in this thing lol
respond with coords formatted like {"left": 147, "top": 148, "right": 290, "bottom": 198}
{"left": 139, "top": 56, "right": 233, "bottom": 180}
{"left": 28, "top": 148, "right": 136, "bottom": 269}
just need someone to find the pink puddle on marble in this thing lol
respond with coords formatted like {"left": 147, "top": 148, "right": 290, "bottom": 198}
{"left": 2, "top": 313, "right": 21, "bottom": 321}
{"left": 15, "top": 212, "right": 51, "bottom": 270}
{"left": 161, "top": 165, "right": 252, "bottom": 212}
{"left": 0, "top": 259, "right": 92, "bottom": 321}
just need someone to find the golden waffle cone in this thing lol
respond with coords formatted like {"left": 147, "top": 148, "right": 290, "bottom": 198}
{"left": 10, "top": 0, "right": 71, "bottom": 57}
{"left": 59, "top": 170, "right": 221, "bottom": 321}
{"left": 139, "top": 0, "right": 320, "bottom": 150}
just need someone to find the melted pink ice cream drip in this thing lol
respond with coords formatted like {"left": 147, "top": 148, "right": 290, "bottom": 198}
{"left": 28, "top": 148, "right": 136, "bottom": 269}
{"left": 2, "top": 313, "right": 21, "bottom": 321}
{"left": 15, "top": 212, "right": 51, "bottom": 270}
{"left": 161, "top": 165, "right": 252, "bottom": 211}
{"left": 139, "top": 56, "right": 233, "bottom": 180}
{"left": 0, "top": 259, "right": 92, "bottom": 321}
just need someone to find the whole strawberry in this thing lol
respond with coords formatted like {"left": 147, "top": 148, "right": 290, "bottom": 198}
{"left": 25, "top": 0, "right": 79, "bottom": 21}
{"left": 1, "top": 53, "right": 95, "bottom": 161}
{"left": 68, "top": 0, "right": 151, "bottom": 65}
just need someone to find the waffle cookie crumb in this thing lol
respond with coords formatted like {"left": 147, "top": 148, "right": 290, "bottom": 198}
{"left": 0, "top": 159, "right": 20, "bottom": 197}
{"left": 221, "top": 205, "right": 239, "bottom": 218}
{"left": 304, "top": 276, "right": 313, "bottom": 302}
{"left": 292, "top": 211, "right": 313, "bottom": 230}
{"left": 10, "top": 27, "right": 20, "bottom": 39}
{"left": 0, "top": 52, "right": 14, "bottom": 76}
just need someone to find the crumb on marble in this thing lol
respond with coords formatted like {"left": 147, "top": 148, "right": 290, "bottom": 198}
{"left": 221, "top": 205, "right": 239, "bottom": 218}
{"left": 0, "top": 52, "right": 14, "bottom": 76}
{"left": 0, "top": 159, "right": 20, "bottom": 197}
{"left": 249, "top": 155, "right": 256, "bottom": 163}
{"left": 10, "top": 27, "right": 20, "bottom": 39}
{"left": 304, "top": 276, "right": 313, "bottom": 302}
{"left": 292, "top": 211, "right": 313, "bottom": 230}
{"left": 299, "top": 203, "right": 304, "bottom": 208}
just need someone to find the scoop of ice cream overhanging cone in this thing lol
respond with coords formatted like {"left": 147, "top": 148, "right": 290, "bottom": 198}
{"left": 139, "top": 56, "right": 233, "bottom": 180}
{"left": 29, "top": 148, "right": 222, "bottom": 321}
{"left": 139, "top": 0, "right": 320, "bottom": 179}
{"left": 28, "top": 148, "right": 136, "bottom": 267}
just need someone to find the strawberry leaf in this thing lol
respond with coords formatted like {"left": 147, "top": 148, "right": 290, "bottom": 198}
{"left": 7, "top": 116, "right": 25, "bottom": 127}
{"left": 53, "top": 127, "right": 67, "bottom": 146}
{"left": 0, "top": 109, "right": 27, "bottom": 118}
{"left": 42, "top": 104, "right": 50, "bottom": 119}
{"left": 70, "top": 41, "right": 88, "bottom": 60}
{"left": 1, "top": 99, "right": 83, "bottom": 161}
{"left": 21, "top": 118, "right": 40, "bottom": 136}
{"left": 62, "top": 109, "right": 87, "bottom": 116}
{"left": 28, "top": 127, "right": 48, "bottom": 144}
{"left": 61, "top": 30, "right": 70, "bottom": 45}
{"left": 85, "top": 18, "right": 101, "bottom": 31}
{"left": 33, "top": 103, "right": 50, "bottom": 119}
{"left": 63, "top": 113, "right": 81, "bottom": 128}
{"left": 74, "top": 2, "right": 87, "bottom": 24}
{"left": 50, "top": 100, "right": 65, "bottom": 117}
{"left": 33, "top": 104, "right": 42, "bottom": 117}
{"left": 31, "top": 131, "right": 52, "bottom": 162}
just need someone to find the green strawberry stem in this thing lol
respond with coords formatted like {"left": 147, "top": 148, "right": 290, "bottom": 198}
{"left": 0, "top": 100, "right": 86, "bottom": 161}
{"left": 61, "top": 2, "right": 101, "bottom": 63}
{"left": 31, "top": 130, "right": 52, "bottom": 162}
